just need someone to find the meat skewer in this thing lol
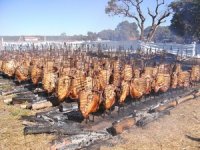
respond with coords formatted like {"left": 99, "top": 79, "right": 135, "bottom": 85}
{"left": 0, "top": 47, "right": 199, "bottom": 122}
{"left": 119, "top": 81, "right": 130, "bottom": 104}
{"left": 103, "top": 84, "right": 116, "bottom": 110}
{"left": 79, "top": 90, "right": 101, "bottom": 118}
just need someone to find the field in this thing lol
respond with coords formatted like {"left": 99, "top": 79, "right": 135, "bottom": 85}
{"left": 101, "top": 99, "right": 200, "bottom": 150}
{"left": 0, "top": 95, "right": 199, "bottom": 150}
{"left": 0, "top": 96, "right": 54, "bottom": 150}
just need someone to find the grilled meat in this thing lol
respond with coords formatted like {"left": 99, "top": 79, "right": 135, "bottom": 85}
{"left": 31, "top": 64, "right": 43, "bottom": 85}
{"left": 42, "top": 71, "right": 58, "bottom": 94}
{"left": 2, "top": 60, "right": 17, "bottom": 77}
{"left": 122, "top": 64, "right": 133, "bottom": 81}
{"left": 191, "top": 65, "right": 200, "bottom": 81}
{"left": 56, "top": 76, "right": 71, "bottom": 101}
{"left": 154, "top": 73, "right": 171, "bottom": 93}
{"left": 177, "top": 71, "right": 190, "bottom": 87}
{"left": 103, "top": 84, "right": 116, "bottom": 110}
{"left": 119, "top": 81, "right": 130, "bottom": 104}
{"left": 130, "top": 76, "right": 151, "bottom": 99}
{"left": 79, "top": 90, "right": 100, "bottom": 118}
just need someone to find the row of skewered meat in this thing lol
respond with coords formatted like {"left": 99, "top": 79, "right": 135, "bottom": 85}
{"left": 0, "top": 51, "right": 199, "bottom": 118}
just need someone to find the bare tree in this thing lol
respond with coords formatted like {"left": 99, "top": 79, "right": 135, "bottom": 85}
{"left": 146, "top": 0, "right": 171, "bottom": 42}
{"left": 105, "top": 0, "right": 171, "bottom": 42}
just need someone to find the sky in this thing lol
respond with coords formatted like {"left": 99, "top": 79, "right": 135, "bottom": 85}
{"left": 0, "top": 0, "right": 174, "bottom": 36}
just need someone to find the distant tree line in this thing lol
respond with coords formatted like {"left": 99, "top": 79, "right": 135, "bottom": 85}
{"left": 60, "top": 22, "right": 184, "bottom": 43}
{"left": 0, "top": 21, "right": 184, "bottom": 43}
{"left": 60, "top": 21, "right": 184, "bottom": 43}
{"left": 60, "top": 21, "right": 140, "bottom": 41}
{"left": 170, "top": 0, "right": 200, "bottom": 43}
{"left": 88, "top": 21, "right": 139, "bottom": 41}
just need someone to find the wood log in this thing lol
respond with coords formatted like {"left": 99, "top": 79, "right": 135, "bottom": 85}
{"left": 24, "top": 123, "right": 84, "bottom": 135}
{"left": 136, "top": 110, "right": 170, "bottom": 127}
{"left": 107, "top": 115, "right": 136, "bottom": 135}
{"left": 12, "top": 96, "right": 35, "bottom": 105}
{"left": 176, "top": 94, "right": 194, "bottom": 104}
{"left": 59, "top": 102, "right": 78, "bottom": 112}
{"left": 22, "top": 120, "right": 37, "bottom": 126}
{"left": 32, "top": 101, "right": 53, "bottom": 110}
{"left": 20, "top": 103, "right": 32, "bottom": 109}
{"left": 151, "top": 101, "right": 177, "bottom": 112}
{"left": 24, "top": 126, "right": 55, "bottom": 135}
{"left": 194, "top": 91, "right": 200, "bottom": 97}
{"left": 0, "top": 88, "right": 29, "bottom": 96}
{"left": 0, "top": 82, "right": 14, "bottom": 86}
{"left": 3, "top": 98, "right": 12, "bottom": 104}
{"left": 33, "top": 88, "right": 45, "bottom": 94}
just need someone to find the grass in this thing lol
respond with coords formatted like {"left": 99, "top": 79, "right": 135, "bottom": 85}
{"left": 0, "top": 96, "right": 54, "bottom": 150}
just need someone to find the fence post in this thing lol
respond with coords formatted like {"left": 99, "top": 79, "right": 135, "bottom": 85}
{"left": 192, "top": 42, "right": 196, "bottom": 57}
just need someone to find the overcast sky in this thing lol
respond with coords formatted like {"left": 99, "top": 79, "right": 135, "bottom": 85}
{"left": 0, "top": 0, "right": 174, "bottom": 35}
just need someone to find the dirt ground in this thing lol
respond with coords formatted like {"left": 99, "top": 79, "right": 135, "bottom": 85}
{"left": 101, "top": 99, "right": 200, "bottom": 150}
{"left": 0, "top": 96, "right": 199, "bottom": 150}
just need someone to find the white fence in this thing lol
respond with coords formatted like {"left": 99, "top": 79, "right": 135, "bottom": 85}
{"left": 140, "top": 41, "right": 196, "bottom": 57}
{"left": 0, "top": 40, "right": 200, "bottom": 58}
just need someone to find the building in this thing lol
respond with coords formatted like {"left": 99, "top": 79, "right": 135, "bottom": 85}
{"left": 23, "top": 36, "right": 40, "bottom": 42}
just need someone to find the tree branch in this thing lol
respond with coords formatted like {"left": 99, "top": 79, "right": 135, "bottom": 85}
{"left": 147, "top": 0, "right": 171, "bottom": 42}
{"left": 121, "top": 0, "right": 142, "bottom": 29}
{"left": 128, "top": 0, "right": 145, "bottom": 22}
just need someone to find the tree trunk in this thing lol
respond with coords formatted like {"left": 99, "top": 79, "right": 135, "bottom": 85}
{"left": 146, "top": 25, "right": 158, "bottom": 42}
{"left": 139, "top": 23, "right": 145, "bottom": 41}
{"left": 140, "top": 29, "right": 144, "bottom": 41}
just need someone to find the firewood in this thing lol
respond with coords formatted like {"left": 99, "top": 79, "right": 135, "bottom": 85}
{"left": 59, "top": 102, "right": 78, "bottom": 112}
{"left": 0, "top": 88, "right": 29, "bottom": 96}
{"left": 20, "top": 103, "right": 32, "bottom": 109}
{"left": 151, "top": 101, "right": 177, "bottom": 112}
{"left": 136, "top": 110, "right": 170, "bottom": 127}
{"left": 12, "top": 96, "right": 35, "bottom": 105}
{"left": 195, "top": 91, "right": 200, "bottom": 97}
{"left": 22, "top": 120, "right": 37, "bottom": 126}
{"left": 32, "top": 101, "right": 53, "bottom": 110}
{"left": 24, "top": 126, "right": 55, "bottom": 135}
{"left": 3, "top": 98, "right": 13, "bottom": 104}
{"left": 176, "top": 94, "right": 194, "bottom": 104}
{"left": 24, "top": 121, "right": 84, "bottom": 135}
{"left": 108, "top": 115, "right": 136, "bottom": 135}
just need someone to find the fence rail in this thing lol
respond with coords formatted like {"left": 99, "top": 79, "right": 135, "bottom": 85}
{"left": 0, "top": 40, "right": 199, "bottom": 58}
{"left": 140, "top": 42, "right": 197, "bottom": 57}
